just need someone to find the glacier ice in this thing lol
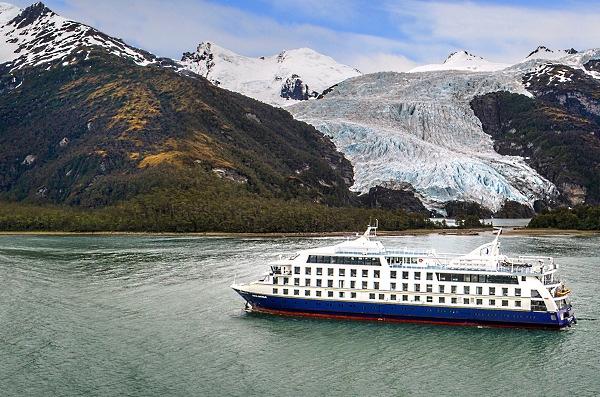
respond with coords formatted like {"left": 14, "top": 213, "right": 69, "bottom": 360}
{"left": 289, "top": 70, "right": 560, "bottom": 212}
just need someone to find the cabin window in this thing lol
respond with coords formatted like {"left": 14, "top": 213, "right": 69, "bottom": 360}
{"left": 273, "top": 277, "right": 278, "bottom": 285}
{"left": 379, "top": 294, "right": 385, "bottom": 300}
{"left": 350, "top": 281, "right": 356, "bottom": 289}
{"left": 327, "top": 280, "right": 333, "bottom": 288}
{"left": 294, "top": 267, "right": 300, "bottom": 274}
{"left": 362, "top": 281, "right": 368, "bottom": 289}
{"left": 451, "top": 298, "right": 457, "bottom": 304}
{"left": 476, "top": 299, "right": 483, "bottom": 305}
{"left": 316, "top": 290, "right": 322, "bottom": 297}
{"left": 402, "top": 271, "right": 409, "bottom": 280}
{"left": 339, "top": 280, "right": 344, "bottom": 288}
{"left": 339, "top": 292, "right": 345, "bottom": 298}
{"left": 414, "top": 296, "right": 420, "bottom": 302}
{"left": 316, "top": 268, "right": 322, "bottom": 276}
{"left": 374, "top": 270, "right": 380, "bottom": 278}
{"left": 464, "top": 274, "right": 471, "bottom": 282}
{"left": 391, "top": 271, "right": 397, "bottom": 279}
{"left": 328, "top": 291, "right": 334, "bottom": 297}
{"left": 305, "top": 290, "right": 310, "bottom": 296}
{"left": 439, "top": 285, "right": 445, "bottom": 293}
{"left": 283, "top": 289, "right": 288, "bottom": 295}
{"left": 451, "top": 274, "right": 459, "bottom": 282}
{"left": 502, "top": 288, "right": 508, "bottom": 296}
{"left": 391, "top": 282, "right": 396, "bottom": 290}
{"left": 476, "top": 286, "right": 483, "bottom": 295}
{"left": 414, "top": 284, "right": 421, "bottom": 292}
{"left": 273, "top": 288, "right": 278, "bottom": 294}
{"left": 515, "top": 288, "right": 521, "bottom": 297}
{"left": 502, "top": 300, "right": 508, "bottom": 307}
{"left": 294, "top": 278, "right": 300, "bottom": 286}
{"left": 402, "top": 283, "right": 408, "bottom": 291}
{"left": 373, "top": 282, "right": 379, "bottom": 290}
{"left": 515, "top": 300, "right": 521, "bottom": 307}
{"left": 284, "top": 278, "right": 289, "bottom": 285}
{"left": 438, "top": 273, "right": 449, "bottom": 281}
{"left": 489, "top": 299, "right": 495, "bottom": 306}
{"left": 402, "top": 295, "right": 408, "bottom": 301}
{"left": 426, "top": 284, "right": 432, "bottom": 293}
{"left": 351, "top": 269, "right": 357, "bottom": 277}
{"left": 426, "top": 296, "right": 433, "bottom": 303}
{"left": 328, "top": 268, "right": 334, "bottom": 276}
{"left": 305, "top": 268, "right": 311, "bottom": 275}
{"left": 463, "top": 298, "right": 469, "bottom": 304}
{"left": 351, "top": 292, "right": 356, "bottom": 298}
{"left": 426, "top": 273, "right": 433, "bottom": 280}
{"left": 305, "top": 279, "right": 311, "bottom": 286}
{"left": 531, "top": 290, "right": 541, "bottom": 298}
{"left": 451, "top": 285, "right": 457, "bottom": 294}
{"left": 414, "top": 272, "right": 421, "bottom": 280}
{"left": 362, "top": 269, "right": 368, "bottom": 277}
{"left": 294, "top": 289, "right": 299, "bottom": 295}
{"left": 316, "top": 279, "right": 322, "bottom": 287}
{"left": 439, "top": 297, "right": 445, "bottom": 303}
{"left": 521, "top": 276, "right": 526, "bottom": 282}
{"left": 489, "top": 287, "right": 496, "bottom": 295}
{"left": 369, "top": 293, "right": 375, "bottom": 299}
{"left": 531, "top": 300, "right": 546, "bottom": 311}
{"left": 464, "top": 286, "right": 470, "bottom": 294}
{"left": 339, "top": 269, "right": 345, "bottom": 276}
{"left": 391, "top": 294, "right": 397, "bottom": 301}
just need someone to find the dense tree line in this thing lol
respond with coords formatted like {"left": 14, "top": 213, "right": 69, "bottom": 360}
{"left": 0, "top": 188, "right": 431, "bottom": 233}
{"left": 528, "top": 206, "right": 600, "bottom": 230}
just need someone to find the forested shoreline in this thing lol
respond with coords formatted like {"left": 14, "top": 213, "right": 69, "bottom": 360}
{"left": 528, "top": 206, "right": 600, "bottom": 230}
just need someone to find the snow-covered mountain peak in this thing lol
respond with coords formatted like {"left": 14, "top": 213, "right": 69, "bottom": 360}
{"left": 524, "top": 46, "right": 578, "bottom": 61}
{"left": 0, "top": 1, "right": 171, "bottom": 73}
{"left": 179, "top": 42, "right": 361, "bottom": 106}
{"left": 444, "top": 50, "right": 482, "bottom": 64}
{"left": 410, "top": 50, "right": 510, "bottom": 73}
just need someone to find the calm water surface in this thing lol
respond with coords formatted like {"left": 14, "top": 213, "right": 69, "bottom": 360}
{"left": 0, "top": 232, "right": 599, "bottom": 396}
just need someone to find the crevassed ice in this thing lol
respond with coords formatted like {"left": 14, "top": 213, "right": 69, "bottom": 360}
{"left": 290, "top": 70, "right": 559, "bottom": 211}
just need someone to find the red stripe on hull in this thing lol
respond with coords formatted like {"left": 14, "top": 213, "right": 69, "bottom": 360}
{"left": 248, "top": 306, "right": 562, "bottom": 330}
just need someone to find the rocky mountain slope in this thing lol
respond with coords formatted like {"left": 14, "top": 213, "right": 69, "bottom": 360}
{"left": 0, "top": 2, "right": 356, "bottom": 210}
{"left": 179, "top": 41, "right": 361, "bottom": 106}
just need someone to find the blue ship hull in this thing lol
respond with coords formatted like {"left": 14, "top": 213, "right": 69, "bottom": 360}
{"left": 234, "top": 289, "right": 575, "bottom": 329}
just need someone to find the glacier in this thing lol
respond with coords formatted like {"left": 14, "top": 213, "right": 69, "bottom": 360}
{"left": 289, "top": 70, "right": 559, "bottom": 212}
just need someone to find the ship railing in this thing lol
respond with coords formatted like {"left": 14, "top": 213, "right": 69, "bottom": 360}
{"left": 389, "top": 261, "right": 541, "bottom": 274}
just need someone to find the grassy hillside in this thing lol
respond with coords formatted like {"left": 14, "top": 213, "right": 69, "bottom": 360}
{"left": 0, "top": 49, "right": 354, "bottom": 208}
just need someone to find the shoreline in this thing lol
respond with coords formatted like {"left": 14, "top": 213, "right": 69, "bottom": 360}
{"left": 0, "top": 228, "right": 598, "bottom": 238}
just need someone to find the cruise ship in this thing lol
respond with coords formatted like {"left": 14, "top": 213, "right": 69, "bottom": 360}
{"left": 232, "top": 224, "right": 576, "bottom": 329}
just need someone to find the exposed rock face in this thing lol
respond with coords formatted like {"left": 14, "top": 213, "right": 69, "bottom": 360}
{"left": 280, "top": 75, "right": 317, "bottom": 101}
{"left": 358, "top": 184, "right": 429, "bottom": 215}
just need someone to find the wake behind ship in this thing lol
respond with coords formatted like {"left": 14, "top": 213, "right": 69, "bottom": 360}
{"left": 232, "top": 224, "right": 576, "bottom": 329}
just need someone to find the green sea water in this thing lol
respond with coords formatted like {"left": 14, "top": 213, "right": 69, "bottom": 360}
{"left": 0, "top": 232, "right": 598, "bottom": 396}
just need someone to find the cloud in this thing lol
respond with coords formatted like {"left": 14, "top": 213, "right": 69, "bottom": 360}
{"left": 387, "top": 0, "right": 600, "bottom": 63}
{"left": 352, "top": 52, "right": 417, "bottom": 73}
{"left": 19, "top": 0, "right": 600, "bottom": 73}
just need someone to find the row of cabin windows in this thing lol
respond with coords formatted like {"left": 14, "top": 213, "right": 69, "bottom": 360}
{"left": 278, "top": 277, "right": 522, "bottom": 297}
{"left": 272, "top": 288, "right": 522, "bottom": 308}
{"left": 295, "top": 267, "right": 381, "bottom": 278}
{"left": 437, "top": 273, "right": 519, "bottom": 284}
{"left": 306, "top": 255, "right": 381, "bottom": 266}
